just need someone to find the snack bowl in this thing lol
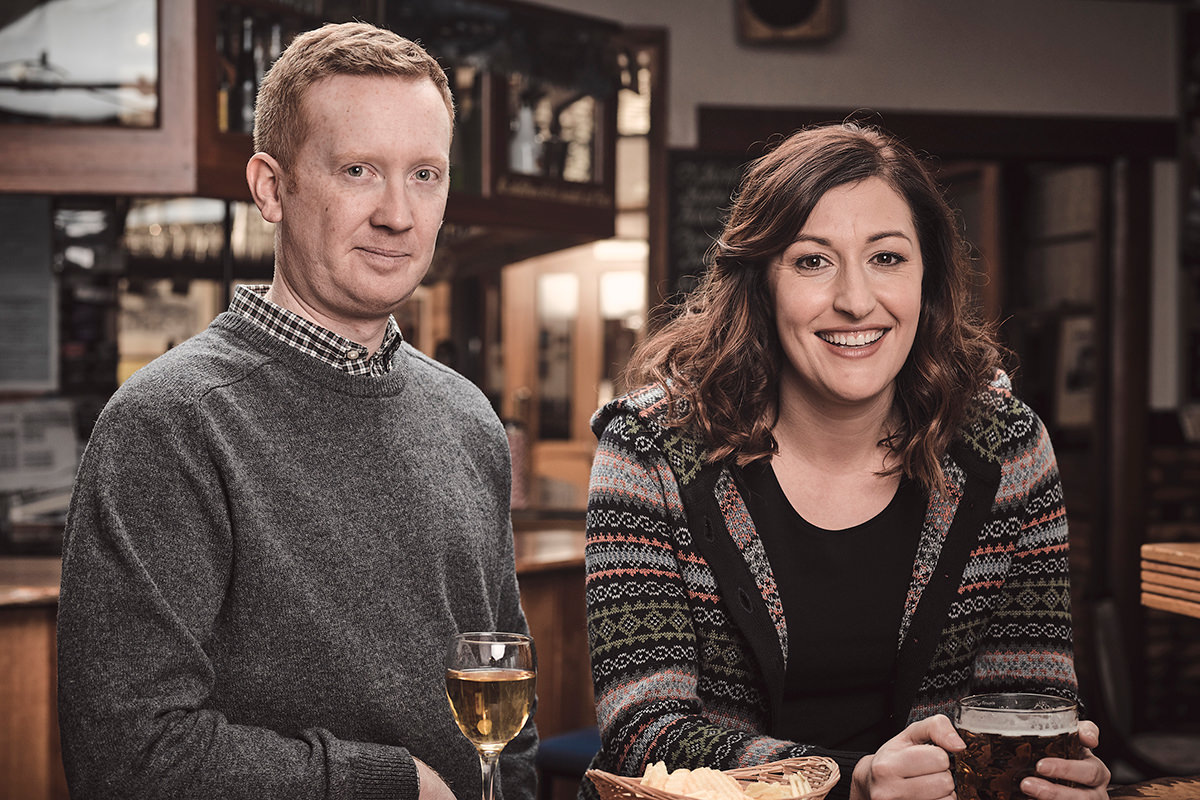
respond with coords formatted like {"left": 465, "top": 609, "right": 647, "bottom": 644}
{"left": 586, "top": 756, "right": 840, "bottom": 800}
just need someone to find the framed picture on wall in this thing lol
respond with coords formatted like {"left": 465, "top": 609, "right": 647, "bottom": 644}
{"left": 1055, "top": 315, "right": 1096, "bottom": 430}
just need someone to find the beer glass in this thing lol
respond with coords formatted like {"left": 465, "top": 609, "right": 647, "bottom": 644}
{"left": 952, "top": 692, "right": 1083, "bottom": 800}
{"left": 446, "top": 632, "right": 536, "bottom": 800}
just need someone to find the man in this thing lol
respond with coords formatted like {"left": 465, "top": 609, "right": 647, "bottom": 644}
{"left": 56, "top": 21, "right": 537, "bottom": 800}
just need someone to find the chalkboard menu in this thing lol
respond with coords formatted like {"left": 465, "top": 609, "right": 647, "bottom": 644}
{"left": 1184, "top": 8, "right": 1200, "bottom": 400}
{"left": 666, "top": 150, "right": 748, "bottom": 303}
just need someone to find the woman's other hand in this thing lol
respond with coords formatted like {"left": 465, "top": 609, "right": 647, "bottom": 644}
{"left": 849, "top": 714, "right": 964, "bottom": 800}
{"left": 1018, "top": 720, "right": 1111, "bottom": 799}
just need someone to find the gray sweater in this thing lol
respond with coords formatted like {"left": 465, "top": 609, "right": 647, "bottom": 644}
{"left": 57, "top": 312, "right": 537, "bottom": 800}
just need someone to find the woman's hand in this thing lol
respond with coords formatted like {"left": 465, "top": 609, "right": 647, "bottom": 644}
{"left": 849, "top": 714, "right": 964, "bottom": 800}
{"left": 1018, "top": 720, "right": 1111, "bottom": 799}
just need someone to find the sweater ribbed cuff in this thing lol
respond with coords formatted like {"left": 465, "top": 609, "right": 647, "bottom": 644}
{"left": 347, "top": 741, "right": 419, "bottom": 800}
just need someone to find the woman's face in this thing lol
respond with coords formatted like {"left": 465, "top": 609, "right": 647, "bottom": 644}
{"left": 768, "top": 176, "right": 924, "bottom": 417}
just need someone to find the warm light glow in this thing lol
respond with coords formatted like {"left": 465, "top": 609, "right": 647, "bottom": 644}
{"left": 592, "top": 239, "right": 648, "bottom": 262}
{"left": 537, "top": 273, "right": 579, "bottom": 319}
{"left": 600, "top": 271, "right": 645, "bottom": 320}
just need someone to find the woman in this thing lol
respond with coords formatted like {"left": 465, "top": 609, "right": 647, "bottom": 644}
{"left": 582, "top": 122, "right": 1110, "bottom": 800}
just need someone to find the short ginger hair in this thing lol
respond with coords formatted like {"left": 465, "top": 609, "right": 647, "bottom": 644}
{"left": 253, "top": 21, "right": 455, "bottom": 171}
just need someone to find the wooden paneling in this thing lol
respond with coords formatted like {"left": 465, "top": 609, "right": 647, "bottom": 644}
{"left": 518, "top": 563, "right": 594, "bottom": 740}
{"left": 514, "top": 524, "right": 594, "bottom": 739}
{"left": 0, "top": 604, "right": 66, "bottom": 800}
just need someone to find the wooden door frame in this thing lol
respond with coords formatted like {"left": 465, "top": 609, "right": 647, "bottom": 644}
{"left": 500, "top": 254, "right": 606, "bottom": 507}
{"left": 938, "top": 161, "right": 1005, "bottom": 326}
{"left": 625, "top": 27, "right": 671, "bottom": 318}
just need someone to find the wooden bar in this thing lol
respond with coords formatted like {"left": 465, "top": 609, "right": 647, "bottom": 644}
{"left": 1141, "top": 561, "right": 1200, "bottom": 580}
{"left": 1141, "top": 568, "right": 1200, "bottom": 595}
{"left": 513, "top": 522, "right": 595, "bottom": 739}
{"left": 1141, "top": 542, "right": 1200, "bottom": 570}
{"left": 1142, "top": 592, "right": 1200, "bottom": 620}
{"left": 0, "top": 560, "right": 66, "bottom": 800}
{"left": 1138, "top": 542, "right": 1200, "bottom": 619}
{"left": 0, "top": 558, "right": 62, "bottom": 607}
{"left": 1140, "top": 582, "right": 1200, "bottom": 604}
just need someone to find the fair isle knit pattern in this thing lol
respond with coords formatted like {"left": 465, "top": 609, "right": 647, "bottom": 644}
{"left": 581, "top": 371, "right": 1077, "bottom": 800}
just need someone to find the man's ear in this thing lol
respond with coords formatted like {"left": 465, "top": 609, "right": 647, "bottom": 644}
{"left": 246, "top": 153, "right": 285, "bottom": 224}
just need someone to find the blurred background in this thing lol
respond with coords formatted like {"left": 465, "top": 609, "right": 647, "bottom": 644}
{"left": 0, "top": 0, "right": 1196, "bottom": 797}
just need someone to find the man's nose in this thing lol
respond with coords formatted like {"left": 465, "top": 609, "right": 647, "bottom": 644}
{"left": 371, "top": 181, "right": 414, "bottom": 231}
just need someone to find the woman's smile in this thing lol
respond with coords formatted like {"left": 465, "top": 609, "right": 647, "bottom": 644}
{"left": 817, "top": 328, "right": 888, "bottom": 348}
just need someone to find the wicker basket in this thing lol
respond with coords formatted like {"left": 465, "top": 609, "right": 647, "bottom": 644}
{"left": 586, "top": 757, "right": 841, "bottom": 800}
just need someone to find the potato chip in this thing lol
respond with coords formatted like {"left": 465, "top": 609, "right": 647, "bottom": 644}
{"left": 787, "top": 773, "right": 811, "bottom": 797}
{"left": 742, "top": 782, "right": 793, "bottom": 800}
{"left": 663, "top": 767, "right": 693, "bottom": 795}
{"left": 642, "top": 762, "right": 670, "bottom": 790}
{"left": 685, "top": 767, "right": 744, "bottom": 800}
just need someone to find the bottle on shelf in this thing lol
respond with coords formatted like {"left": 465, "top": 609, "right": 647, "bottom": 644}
{"left": 237, "top": 13, "right": 257, "bottom": 134}
{"left": 215, "top": 5, "right": 236, "bottom": 133}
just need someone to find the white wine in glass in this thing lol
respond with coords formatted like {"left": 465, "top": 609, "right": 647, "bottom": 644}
{"left": 446, "top": 632, "right": 535, "bottom": 800}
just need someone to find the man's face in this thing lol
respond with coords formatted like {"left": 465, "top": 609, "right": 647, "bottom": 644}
{"left": 274, "top": 74, "right": 452, "bottom": 330}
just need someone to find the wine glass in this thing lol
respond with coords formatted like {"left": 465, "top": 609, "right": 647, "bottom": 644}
{"left": 445, "top": 632, "right": 536, "bottom": 800}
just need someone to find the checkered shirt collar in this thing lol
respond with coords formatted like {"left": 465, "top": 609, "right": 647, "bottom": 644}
{"left": 229, "top": 284, "right": 403, "bottom": 376}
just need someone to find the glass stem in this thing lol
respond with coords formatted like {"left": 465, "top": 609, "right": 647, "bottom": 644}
{"left": 479, "top": 751, "right": 500, "bottom": 800}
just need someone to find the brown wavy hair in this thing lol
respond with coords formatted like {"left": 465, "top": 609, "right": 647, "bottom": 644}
{"left": 628, "top": 122, "right": 1006, "bottom": 494}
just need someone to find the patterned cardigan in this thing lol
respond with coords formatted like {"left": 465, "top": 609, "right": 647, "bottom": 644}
{"left": 581, "top": 371, "right": 1078, "bottom": 800}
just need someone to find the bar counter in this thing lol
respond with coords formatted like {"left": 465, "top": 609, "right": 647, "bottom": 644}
{"left": 0, "top": 524, "right": 588, "bottom": 604}
{"left": 0, "top": 555, "right": 62, "bottom": 607}
{"left": 0, "top": 522, "right": 592, "bottom": 800}
{"left": 0, "top": 555, "right": 65, "bottom": 800}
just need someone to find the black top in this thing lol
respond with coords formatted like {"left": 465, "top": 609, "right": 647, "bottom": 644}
{"left": 735, "top": 459, "right": 926, "bottom": 751}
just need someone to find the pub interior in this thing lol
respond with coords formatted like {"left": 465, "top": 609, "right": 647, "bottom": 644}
{"left": 0, "top": 0, "right": 1198, "bottom": 798}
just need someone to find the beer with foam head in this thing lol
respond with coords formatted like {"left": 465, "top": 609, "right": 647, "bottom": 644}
{"left": 952, "top": 693, "right": 1083, "bottom": 800}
